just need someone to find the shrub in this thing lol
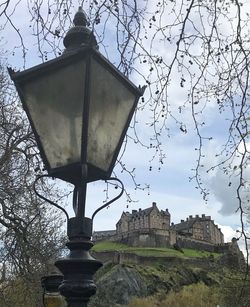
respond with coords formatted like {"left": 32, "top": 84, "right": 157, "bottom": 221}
{"left": 129, "top": 283, "right": 224, "bottom": 307}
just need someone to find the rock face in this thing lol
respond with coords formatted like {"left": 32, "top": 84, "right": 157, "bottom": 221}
{"left": 89, "top": 263, "right": 220, "bottom": 307}
{"left": 89, "top": 264, "right": 147, "bottom": 307}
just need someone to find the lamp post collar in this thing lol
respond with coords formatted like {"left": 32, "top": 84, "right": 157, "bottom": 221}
{"left": 63, "top": 6, "right": 98, "bottom": 53}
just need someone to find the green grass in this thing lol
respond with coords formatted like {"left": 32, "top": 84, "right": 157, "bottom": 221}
{"left": 92, "top": 241, "right": 220, "bottom": 259}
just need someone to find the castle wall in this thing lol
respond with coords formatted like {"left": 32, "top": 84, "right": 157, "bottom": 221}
{"left": 176, "top": 235, "right": 216, "bottom": 252}
{"left": 91, "top": 250, "right": 237, "bottom": 270}
{"left": 149, "top": 207, "right": 170, "bottom": 230}
{"left": 128, "top": 214, "right": 150, "bottom": 232}
{"left": 117, "top": 214, "right": 130, "bottom": 233}
{"left": 192, "top": 221, "right": 204, "bottom": 241}
{"left": 115, "top": 229, "right": 171, "bottom": 248}
{"left": 169, "top": 230, "right": 177, "bottom": 246}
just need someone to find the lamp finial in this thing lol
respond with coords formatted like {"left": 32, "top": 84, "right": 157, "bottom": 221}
{"left": 63, "top": 7, "right": 98, "bottom": 52}
{"left": 73, "top": 6, "right": 88, "bottom": 27}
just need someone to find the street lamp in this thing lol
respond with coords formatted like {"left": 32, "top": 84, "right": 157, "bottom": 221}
{"left": 41, "top": 273, "right": 66, "bottom": 307}
{"left": 8, "top": 7, "right": 144, "bottom": 307}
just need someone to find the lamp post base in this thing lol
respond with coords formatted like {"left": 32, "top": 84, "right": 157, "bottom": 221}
{"left": 55, "top": 217, "right": 102, "bottom": 306}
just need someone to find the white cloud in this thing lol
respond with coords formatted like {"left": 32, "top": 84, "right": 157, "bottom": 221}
{"left": 209, "top": 171, "right": 239, "bottom": 215}
{"left": 205, "top": 141, "right": 250, "bottom": 216}
{"left": 218, "top": 224, "right": 238, "bottom": 242}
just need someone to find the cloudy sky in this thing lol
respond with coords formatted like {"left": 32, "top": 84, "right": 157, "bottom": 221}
{"left": 1, "top": 0, "right": 249, "bottom": 252}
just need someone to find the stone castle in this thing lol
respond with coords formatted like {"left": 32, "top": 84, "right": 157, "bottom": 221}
{"left": 93, "top": 202, "right": 234, "bottom": 253}
{"left": 93, "top": 202, "right": 245, "bottom": 268}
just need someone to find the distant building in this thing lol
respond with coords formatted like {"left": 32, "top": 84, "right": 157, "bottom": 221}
{"left": 172, "top": 214, "right": 224, "bottom": 244}
{"left": 92, "top": 230, "right": 116, "bottom": 242}
{"left": 93, "top": 202, "right": 225, "bottom": 252}
{"left": 115, "top": 202, "right": 172, "bottom": 247}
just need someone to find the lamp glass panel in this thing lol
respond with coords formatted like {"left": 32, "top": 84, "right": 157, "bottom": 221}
{"left": 21, "top": 60, "right": 86, "bottom": 169}
{"left": 88, "top": 58, "right": 137, "bottom": 172}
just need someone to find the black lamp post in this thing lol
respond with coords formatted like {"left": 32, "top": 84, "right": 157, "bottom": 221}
{"left": 8, "top": 7, "right": 144, "bottom": 307}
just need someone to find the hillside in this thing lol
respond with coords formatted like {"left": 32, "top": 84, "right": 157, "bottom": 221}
{"left": 91, "top": 241, "right": 221, "bottom": 258}
{"left": 89, "top": 242, "right": 248, "bottom": 307}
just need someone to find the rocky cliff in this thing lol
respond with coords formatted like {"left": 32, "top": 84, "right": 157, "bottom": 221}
{"left": 89, "top": 260, "right": 225, "bottom": 307}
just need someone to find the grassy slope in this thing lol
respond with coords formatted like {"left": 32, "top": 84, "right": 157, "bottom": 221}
{"left": 92, "top": 241, "right": 220, "bottom": 258}
{"left": 91, "top": 242, "right": 248, "bottom": 306}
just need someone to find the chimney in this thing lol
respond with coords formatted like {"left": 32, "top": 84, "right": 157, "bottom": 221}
{"left": 189, "top": 215, "right": 192, "bottom": 219}
{"left": 171, "top": 222, "right": 174, "bottom": 226}
{"left": 132, "top": 210, "right": 137, "bottom": 214}
{"left": 139, "top": 208, "right": 141, "bottom": 211}
{"left": 165, "top": 208, "right": 169, "bottom": 213}
{"left": 195, "top": 214, "right": 199, "bottom": 218}
{"left": 181, "top": 219, "right": 184, "bottom": 223}
{"left": 152, "top": 202, "right": 157, "bottom": 208}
